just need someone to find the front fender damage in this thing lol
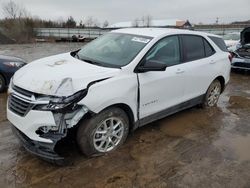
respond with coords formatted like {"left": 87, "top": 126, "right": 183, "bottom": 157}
{"left": 13, "top": 77, "right": 110, "bottom": 164}
{"left": 38, "top": 106, "right": 89, "bottom": 164}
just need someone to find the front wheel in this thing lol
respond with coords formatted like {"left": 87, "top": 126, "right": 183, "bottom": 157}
{"left": 77, "top": 107, "right": 129, "bottom": 157}
{"left": 202, "top": 79, "right": 222, "bottom": 107}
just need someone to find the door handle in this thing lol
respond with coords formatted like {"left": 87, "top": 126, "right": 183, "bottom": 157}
{"left": 209, "top": 60, "right": 216, "bottom": 64}
{"left": 176, "top": 69, "right": 185, "bottom": 74}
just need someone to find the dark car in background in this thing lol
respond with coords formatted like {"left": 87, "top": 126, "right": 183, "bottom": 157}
{"left": 0, "top": 55, "right": 26, "bottom": 92}
{"left": 231, "top": 27, "right": 250, "bottom": 70}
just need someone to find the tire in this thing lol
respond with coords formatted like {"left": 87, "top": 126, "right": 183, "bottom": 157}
{"left": 77, "top": 107, "right": 129, "bottom": 157}
{"left": 0, "top": 74, "right": 6, "bottom": 93}
{"left": 202, "top": 79, "right": 222, "bottom": 107}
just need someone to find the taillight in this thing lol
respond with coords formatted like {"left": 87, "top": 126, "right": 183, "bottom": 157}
{"left": 228, "top": 53, "right": 234, "bottom": 63}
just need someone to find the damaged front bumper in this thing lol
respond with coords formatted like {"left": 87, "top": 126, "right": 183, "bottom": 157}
{"left": 7, "top": 96, "right": 88, "bottom": 164}
{"left": 7, "top": 82, "right": 90, "bottom": 163}
{"left": 11, "top": 125, "right": 65, "bottom": 164}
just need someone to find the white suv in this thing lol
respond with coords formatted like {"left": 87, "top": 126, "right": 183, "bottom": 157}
{"left": 7, "top": 28, "right": 231, "bottom": 163}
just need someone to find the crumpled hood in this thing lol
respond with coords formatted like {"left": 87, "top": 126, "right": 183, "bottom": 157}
{"left": 13, "top": 52, "right": 120, "bottom": 96}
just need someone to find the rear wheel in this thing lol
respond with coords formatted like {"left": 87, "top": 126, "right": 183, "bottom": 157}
{"left": 77, "top": 107, "right": 129, "bottom": 157}
{"left": 202, "top": 79, "right": 221, "bottom": 107}
{"left": 0, "top": 74, "right": 6, "bottom": 93}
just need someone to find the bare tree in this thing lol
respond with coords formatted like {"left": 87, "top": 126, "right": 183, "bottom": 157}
{"left": 85, "top": 17, "right": 94, "bottom": 27}
{"left": 215, "top": 17, "right": 219, "bottom": 25}
{"left": 56, "top": 17, "right": 65, "bottom": 27}
{"left": 102, "top": 20, "right": 109, "bottom": 28}
{"left": 133, "top": 18, "right": 139, "bottom": 27}
{"left": 145, "top": 15, "right": 152, "bottom": 27}
{"left": 1, "top": 1, "right": 35, "bottom": 42}
{"left": 84, "top": 17, "right": 100, "bottom": 28}
{"left": 18, "top": 6, "right": 30, "bottom": 18}
{"left": 79, "top": 20, "right": 84, "bottom": 28}
{"left": 2, "top": 0, "right": 19, "bottom": 19}
{"left": 93, "top": 18, "right": 100, "bottom": 27}
{"left": 141, "top": 16, "right": 145, "bottom": 27}
{"left": 2, "top": 0, "right": 29, "bottom": 19}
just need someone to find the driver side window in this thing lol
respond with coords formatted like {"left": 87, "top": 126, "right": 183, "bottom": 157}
{"left": 145, "top": 36, "right": 181, "bottom": 67}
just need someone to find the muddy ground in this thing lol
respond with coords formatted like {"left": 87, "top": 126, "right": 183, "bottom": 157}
{"left": 0, "top": 43, "right": 250, "bottom": 188}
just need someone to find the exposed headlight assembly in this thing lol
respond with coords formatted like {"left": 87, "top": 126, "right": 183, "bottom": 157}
{"left": 35, "top": 89, "right": 87, "bottom": 112}
{"left": 3, "top": 61, "right": 25, "bottom": 68}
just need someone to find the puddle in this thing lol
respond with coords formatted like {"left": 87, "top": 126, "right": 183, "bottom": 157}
{"left": 214, "top": 132, "right": 250, "bottom": 162}
{"left": 230, "top": 134, "right": 250, "bottom": 161}
{"left": 228, "top": 96, "right": 250, "bottom": 109}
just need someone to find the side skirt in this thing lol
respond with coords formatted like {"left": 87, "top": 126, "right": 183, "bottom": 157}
{"left": 137, "top": 95, "right": 205, "bottom": 127}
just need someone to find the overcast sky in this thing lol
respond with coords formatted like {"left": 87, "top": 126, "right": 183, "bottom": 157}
{"left": 0, "top": 0, "right": 249, "bottom": 25}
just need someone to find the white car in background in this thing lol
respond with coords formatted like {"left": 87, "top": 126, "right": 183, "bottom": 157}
{"left": 223, "top": 32, "right": 240, "bottom": 52}
{"left": 7, "top": 28, "right": 231, "bottom": 164}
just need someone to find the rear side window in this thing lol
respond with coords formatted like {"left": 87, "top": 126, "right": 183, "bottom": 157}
{"left": 182, "top": 35, "right": 205, "bottom": 62}
{"left": 203, "top": 39, "right": 215, "bottom": 57}
{"left": 208, "top": 36, "right": 228, "bottom": 52}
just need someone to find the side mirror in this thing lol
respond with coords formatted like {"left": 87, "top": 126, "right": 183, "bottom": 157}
{"left": 136, "top": 60, "right": 167, "bottom": 73}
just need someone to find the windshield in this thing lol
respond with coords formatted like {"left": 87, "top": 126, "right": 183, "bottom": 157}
{"left": 223, "top": 33, "right": 240, "bottom": 40}
{"left": 76, "top": 33, "right": 152, "bottom": 68}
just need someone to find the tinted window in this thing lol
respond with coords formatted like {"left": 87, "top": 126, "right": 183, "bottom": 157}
{"left": 145, "top": 36, "right": 181, "bottom": 67}
{"left": 203, "top": 39, "right": 215, "bottom": 57}
{"left": 182, "top": 35, "right": 205, "bottom": 62}
{"left": 208, "top": 36, "right": 228, "bottom": 52}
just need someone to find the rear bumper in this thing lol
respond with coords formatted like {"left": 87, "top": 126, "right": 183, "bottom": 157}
{"left": 11, "top": 125, "right": 65, "bottom": 165}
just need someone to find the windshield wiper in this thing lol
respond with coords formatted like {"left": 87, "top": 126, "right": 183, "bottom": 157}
{"left": 76, "top": 54, "right": 121, "bottom": 69}
{"left": 80, "top": 58, "right": 103, "bottom": 66}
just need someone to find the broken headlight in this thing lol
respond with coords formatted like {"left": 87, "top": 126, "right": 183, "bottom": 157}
{"left": 35, "top": 89, "right": 87, "bottom": 111}
{"left": 3, "top": 61, "right": 26, "bottom": 68}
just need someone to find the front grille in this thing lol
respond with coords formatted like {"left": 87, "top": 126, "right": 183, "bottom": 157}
{"left": 233, "top": 62, "right": 250, "bottom": 68}
{"left": 8, "top": 95, "right": 32, "bottom": 116}
{"left": 12, "top": 85, "right": 33, "bottom": 98}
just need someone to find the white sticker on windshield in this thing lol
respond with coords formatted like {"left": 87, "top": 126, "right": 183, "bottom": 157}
{"left": 132, "top": 37, "right": 150, "bottom": 44}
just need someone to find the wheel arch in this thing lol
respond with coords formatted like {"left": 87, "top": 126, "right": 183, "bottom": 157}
{"left": 214, "top": 75, "right": 225, "bottom": 93}
{"left": 98, "top": 103, "right": 135, "bottom": 132}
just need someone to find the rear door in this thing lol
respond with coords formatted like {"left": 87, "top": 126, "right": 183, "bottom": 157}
{"left": 179, "top": 35, "right": 217, "bottom": 101}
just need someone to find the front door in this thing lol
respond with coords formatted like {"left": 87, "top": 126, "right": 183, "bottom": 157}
{"left": 138, "top": 35, "right": 186, "bottom": 120}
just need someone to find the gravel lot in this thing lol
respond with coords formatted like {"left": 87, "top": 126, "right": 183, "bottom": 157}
{"left": 0, "top": 43, "right": 250, "bottom": 188}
